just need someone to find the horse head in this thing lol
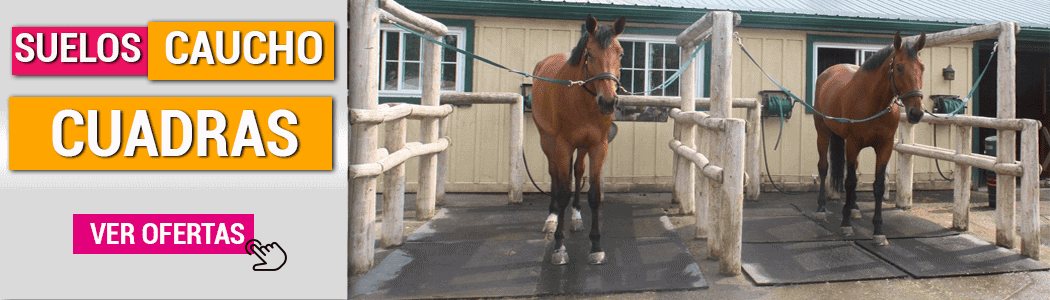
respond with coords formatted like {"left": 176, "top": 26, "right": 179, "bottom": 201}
{"left": 890, "top": 31, "right": 926, "bottom": 124}
{"left": 576, "top": 14, "right": 626, "bottom": 115}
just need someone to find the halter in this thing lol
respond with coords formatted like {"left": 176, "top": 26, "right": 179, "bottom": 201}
{"left": 888, "top": 55, "right": 924, "bottom": 109}
{"left": 576, "top": 49, "right": 623, "bottom": 98}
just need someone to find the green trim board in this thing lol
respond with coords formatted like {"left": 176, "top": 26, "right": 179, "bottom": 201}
{"left": 803, "top": 34, "right": 892, "bottom": 113}
{"left": 379, "top": 18, "right": 475, "bottom": 105}
{"left": 396, "top": 0, "right": 1050, "bottom": 42}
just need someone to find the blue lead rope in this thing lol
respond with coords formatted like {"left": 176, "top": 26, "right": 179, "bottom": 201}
{"left": 389, "top": 20, "right": 703, "bottom": 96}
{"left": 736, "top": 36, "right": 893, "bottom": 124}
{"left": 946, "top": 42, "right": 998, "bottom": 116}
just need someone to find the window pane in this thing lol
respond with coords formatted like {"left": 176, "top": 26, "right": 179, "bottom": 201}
{"left": 650, "top": 70, "right": 664, "bottom": 96}
{"left": 384, "top": 62, "right": 399, "bottom": 90}
{"left": 385, "top": 31, "right": 400, "bottom": 61}
{"left": 620, "top": 41, "right": 634, "bottom": 68}
{"left": 441, "top": 63, "right": 456, "bottom": 90}
{"left": 403, "top": 62, "right": 420, "bottom": 90}
{"left": 650, "top": 44, "right": 664, "bottom": 69}
{"left": 405, "top": 35, "right": 421, "bottom": 61}
{"left": 665, "top": 71, "right": 679, "bottom": 96}
{"left": 633, "top": 70, "right": 645, "bottom": 93}
{"left": 666, "top": 44, "right": 680, "bottom": 70}
{"left": 633, "top": 42, "right": 645, "bottom": 69}
{"left": 619, "top": 70, "right": 633, "bottom": 94}
{"left": 817, "top": 47, "right": 858, "bottom": 75}
{"left": 443, "top": 35, "right": 458, "bottom": 62}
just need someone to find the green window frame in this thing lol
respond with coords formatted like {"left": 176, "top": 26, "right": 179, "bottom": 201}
{"left": 379, "top": 18, "right": 475, "bottom": 104}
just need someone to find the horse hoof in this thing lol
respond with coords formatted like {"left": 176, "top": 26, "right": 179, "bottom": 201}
{"left": 841, "top": 226, "right": 854, "bottom": 236}
{"left": 814, "top": 212, "right": 827, "bottom": 222}
{"left": 851, "top": 209, "right": 862, "bottom": 219}
{"left": 551, "top": 247, "right": 569, "bottom": 265}
{"left": 570, "top": 209, "right": 584, "bottom": 232}
{"left": 589, "top": 252, "right": 606, "bottom": 265}
{"left": 873, "top": 235, "right": 889, "bottom": 246}
{"left": 542, "top": 213, "right": 558, "bottom": 233}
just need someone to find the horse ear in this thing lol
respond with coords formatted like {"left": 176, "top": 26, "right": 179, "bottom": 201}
{"left": 613, "top": 17, "right": 626, "bottom": 35}
{"left": 914, "top": 32, "right": 927, "bottom": 52}
{"left": 585, "top": 14, "right": 598, "bottom": 35}
{"left": 893, "top": 32, "right": 902, "bottom": 51}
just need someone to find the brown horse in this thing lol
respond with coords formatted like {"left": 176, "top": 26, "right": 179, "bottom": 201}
{"left": 814, "top": 32, "right": 926, "bottom": 245}
{"left": 531, "top": 14, "right": 625, "bottom": 265}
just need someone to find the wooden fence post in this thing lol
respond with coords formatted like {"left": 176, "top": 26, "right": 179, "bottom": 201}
{"left": 952, "top": 124, "right": 972, "bottom": 231}
{"left": 509, "top": 95, "right": 525, "bottom": 204}
{"left": 436, "top": 114, "right": 450, "bottom": 205}
{"left": 897, "top": 122, "right": 915, "bottom": 210}
{"left": 1020, "top": 121, "right": 1040, "bottom": 258}
{"left": 745, "top": 105, "right": 761, "bottom": 200}
{"left": 381, "top": 118, "right": 407, "bottom": 247}
{"left": 695, "top": 127, "right": 708, "bottom": 239}
{"left": 677, "top": 44, "right": 697, "bottom": 215}
{"left": 720, "top": 119, "right": 746, "bottom": 276}
{"left": 349, "top": 0, "right": 381, "bottom": 274}
{"left": 995, "top": 22, "right": 1017, "bottom": 248}
{"left": 416, "top": 32, "right": 441, "bottom": 220}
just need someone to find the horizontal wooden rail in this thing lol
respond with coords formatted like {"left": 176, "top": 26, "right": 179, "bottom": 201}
{"left": 349, "top": 137, "right": 451, "bottom": 178}
{"left": 379, "top": 0, "right": 448, "bottom": 36}
{"left": 902, "top": 22, "right": 1019, "bottom": 48}
{"left": 895, "top": 143, "right": 1022, "bottom": 176}
{"left": 669, "top": 140, "right": 724, "bottom": 184}
{"left": 901, "top": 113, "right": 1038, "bottom": 131}
{"left": 379, "top": 10, "right": 428, "bottom": 35}
{"left": 619, "top": 95, "right": 759, "bottom": 109}
{"left": 440, "top": 92, "right": 521, "bottom": 105}
{"left": 669, "top": 108, "right": 727, "bottom": 131}
{"left": 350, "top": 104, "right": 453, "bottom": 124}
{"left": 676, "top": 11, "right": 740, "bottom": 47}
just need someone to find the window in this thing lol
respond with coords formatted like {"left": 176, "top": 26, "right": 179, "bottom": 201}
{"left": 805, "top": 35, "right": 890, "bottom": 112}
{"left": 378, "top": 24, "right": 467, "bottom": 100}
{"left": 617, "top": 35, "right": 705, "bottom": 97}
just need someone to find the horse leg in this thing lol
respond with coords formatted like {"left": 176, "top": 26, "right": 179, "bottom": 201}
{"left": 872, "top": 140, "right": 893, "bottom": 246}
{"left": 586, "top": 143, "right": 609, "bottom": 264}
{"left": 539, "top": 133, "right": 559, "bottom": 233}
{"left": 815, "top": 123, "right": 831, "bottom": 220}
{"left": 841, "top": 142, "right": 862, "bottom": 236}
{"left": 548, "top": 144, "right": 574, "bottom": 265}
{"left": 570, "top": 148, "right": 586, "bottom": 232}
{"left": 828, "top": 133, "right": 846, "bottom": 201}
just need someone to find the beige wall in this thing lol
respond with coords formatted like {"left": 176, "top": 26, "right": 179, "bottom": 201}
{"left": 386, "top": 15, "right": 975, "bottom": 193}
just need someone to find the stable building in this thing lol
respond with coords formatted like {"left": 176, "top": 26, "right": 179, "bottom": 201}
{"left": 374, "top": 0, "right": 1050, "bottom": 193}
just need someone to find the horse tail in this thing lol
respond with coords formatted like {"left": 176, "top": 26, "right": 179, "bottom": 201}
{"left": 829, "top": 133, "right": 845, "bottom": 192}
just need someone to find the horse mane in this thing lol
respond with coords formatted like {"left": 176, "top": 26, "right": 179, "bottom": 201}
{"left": 860, "top": 41, "right": 919, "bottom": 71}
{"left": 567, "top": 24, "right": 616, "bottom": 66}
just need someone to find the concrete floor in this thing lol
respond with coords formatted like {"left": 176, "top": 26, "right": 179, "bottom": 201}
{"left": 366, "top": 189, "right": 1050, "bottom": 300}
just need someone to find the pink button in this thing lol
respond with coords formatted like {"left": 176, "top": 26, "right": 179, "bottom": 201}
{"left": 12, "top": 27, "right": 148, "bottom": 75}
{"left": 73, "top": 214, "right": 254, "bottom": 254}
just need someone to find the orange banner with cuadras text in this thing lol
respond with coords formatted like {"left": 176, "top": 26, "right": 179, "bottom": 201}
{"left": 8, "top": 97, "right": 331, "bottom": 170}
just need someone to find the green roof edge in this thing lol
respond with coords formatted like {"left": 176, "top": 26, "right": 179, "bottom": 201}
{"left": 396, "top": 0, "right": 1050, "bottom": 43}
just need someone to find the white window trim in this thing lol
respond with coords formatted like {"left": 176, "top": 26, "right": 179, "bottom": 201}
{"left": 810, "top": 42, "right": 883, "bottom": 102}
{"left": 618, "top": 34, "right": 705, "bottom": 97}
{"left": 378, "top": 24, "right": 467, "bottom": 98}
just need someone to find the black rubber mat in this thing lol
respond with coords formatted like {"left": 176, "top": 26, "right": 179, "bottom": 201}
{"left": 792, "top": 201, "right": 958, "bottom": 241}
{"left": 353, "top": 196, "right": 707, "bottom": 299}
{"left": 741, "top": 241, "right": 908, "bottom": 285}
{"left": 856, "top": 234, "right": 1050, "bottom": 278}
{"left": 407, "top": 200, "right": 676, "bottom": 242}
{"left": 743, "top": 215, "right": 838, "bottom": 243}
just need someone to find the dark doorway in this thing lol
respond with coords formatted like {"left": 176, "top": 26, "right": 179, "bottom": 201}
{"left": 975, "top": 41, "right": 1050, "bottom": 178}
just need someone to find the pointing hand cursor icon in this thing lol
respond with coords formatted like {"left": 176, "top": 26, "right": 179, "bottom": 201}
{"left": 245, "top": 239, "right": 287, "bottom": 271}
